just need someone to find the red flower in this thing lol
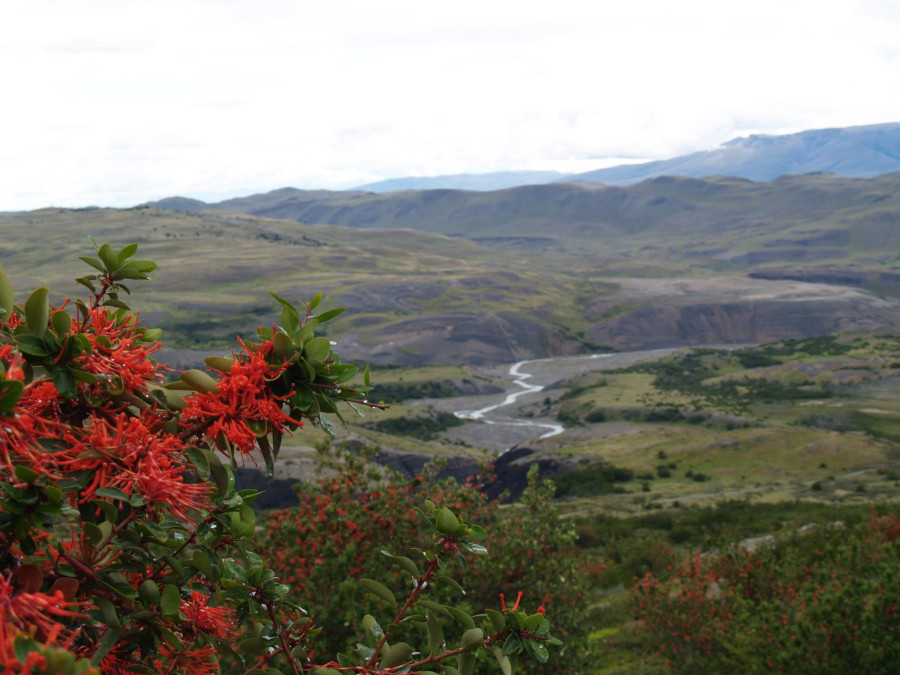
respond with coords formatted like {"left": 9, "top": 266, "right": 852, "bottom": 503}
{"left": 180, "top": 591, "right": 237, "bottom": 641}
{"left": 180, "top": 339, "right": 300, "bottom": 455}
{"left": 61, "top": 412, "right": 211, "bottom": 519}
{"left": 0, "top": 575, "right": 87, "bottom": 670}
{"left": 75, "top": 308, "right": 163, "bottom": 394}
{"left": 153, "top": 642, "right": 219, "bottom": 675}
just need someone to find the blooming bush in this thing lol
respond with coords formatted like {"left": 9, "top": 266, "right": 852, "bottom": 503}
{"left": 0, "top": 242, "right": 561, "bottom": 674}
{"left": 632, "top": 512, "right": 900, "bottom": 673}
{"left": 259, "top": 453, "right": 593, "bottom": 673}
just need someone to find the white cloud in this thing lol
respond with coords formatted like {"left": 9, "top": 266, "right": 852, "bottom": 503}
{"left": 1, "top": 0, "right": 899, "bottom": 209}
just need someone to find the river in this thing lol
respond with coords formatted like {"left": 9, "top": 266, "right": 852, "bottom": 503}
{"left": 433, "top": 349, "right": 679, "bottom": 452}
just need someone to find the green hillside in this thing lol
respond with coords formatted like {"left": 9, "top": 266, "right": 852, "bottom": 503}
{"left": 3, "top": 182, "right": 900, "bottom": 365}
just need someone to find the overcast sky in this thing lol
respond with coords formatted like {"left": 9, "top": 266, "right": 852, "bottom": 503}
{"left": 2, "top": 0, "right": 899, "bottom": 210}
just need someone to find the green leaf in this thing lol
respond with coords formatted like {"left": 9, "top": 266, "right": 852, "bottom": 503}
{"left": 13, "top": 465, "right": 39, "bottom": 482}
{"left": 210, "top": 459, "right": 235, "bottom": 499}
{"left": 238, "top": 637, "right": 267, "bottom": 651}
{"left": 314, "top": 306, "right": 345, "bottom": 323}
{"left": 360, "top": 578, "right": 397, "bottom": 606}
{"left": 525, "top": 639, "right": 549, "bottom": 663}
{"left": 502, "top": 633, "right": 521, "bottom": 656}
{"left": 94, "top": 595, "right": 122, "bottom": 630}
{"left": 52, "top": 366, "right": 77, "bottom": 399}
{"left": 13, "top": 635, "right": 39, "bottom": 663}
{"left": 75, "top": 277, "right": 97, "bottom": 293}
{"left": 181, "top": 369, "right": 219, "bottom": 393}
{"left": 308, "top": 292, "right": 322, "bottom": 310}
{"left": 273, "top": 331, "right": 294, "bottom": 358}
{"left": 426, "top": 610, "right": 444, "bottom": 655}
{"left": 524, "top": 613, "right": 546, "bottom": 632}
{"left": 434, "top": 575, "right": 465, "bottom": 595}
{"left": 186, "top": 447, "right": 210, "bottom": 480}
{"left": 361, "top": 614, "right": 384, "bottom": 647}
{"left": 281, "top": 304, "right": 300, "bottom": 336}
{"left": 469, "top": 524, "right": 488, "bottom": 541}
{"left": 138, "top": 579, "right": 160, "bottom": 606}
{"left": 461, "top": 627, "right": 484, "bottom": 650}
{"left": 123, "top": 259, "right": 156, "bottom": 273}
{"left": 160, "top": 584, "right": 181, "bottom": 617}
{"left": 118, "top": 243, "right": 139, "bottom": 259}
{"left": 445, "top": 605, "right": 475, "bottom": 629}
{"left": 417, "top": 600, "right": 450, "bottom": 617}
{"left": 0, "top": 380, "right": 24, "bottom": 414}
{"left": 113, "top": 267, "right": 145, "bottom": 281}
{"left": 78, "top": 256, "right": 106, "bottom": 273}
{"left": 192, "top": 550, "right": 213, "bottom": 578}
{"left": 486, "top": 609, "right": 506, "bottom": 633}
{"left": 381, "top": 642, "right": 413, "bottom": 669}
{"left": 70, "top": 368, "right": 100, "bottom": 384}
{"left": 491, "top": 646, "right": 513, "bottom": 675}
{"left": 24, "top": 287, "right": 49, "bottom": 336}
{"left": 435, "top": 507, "right": 460, "bottom": 536}
{"left": 92, "top": 499, "right": 120, "bottom": 523}
{"left": 97, "top": 243, "right": 119, "bottom": 272}
{"left": 90, "top": 627, "right": 122, "bottom": 666}
{"left": 13, "top": 335, "right": 47, "bottom": 356}
{"left": 142, "top": 327, "right": 162, "bottom": 342}
{"left": 0, "top": 263, "right": 13, "bottom": 320}
{"left": 258, "top": 435, "right": 275, "bottom": 478}
{"left": 381, "top": 550, "right": 419, "bottom": 577}
{"left": 329, "top": 363, "right": 359, "bottom": 384}
{"left": 304, "top": 337, "right": 331, "bottom": 362}
{"left": 204, "top": 356, "right": 234, "bottom": 373}
{"left": 458, "top": 650, "right": 476, "bottom": 675}
{"left": 95, "top": 486, "right": 130, "bottom": 501}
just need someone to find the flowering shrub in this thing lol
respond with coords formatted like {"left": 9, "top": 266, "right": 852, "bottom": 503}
{"left": 0, "top": 242, "right": 561, "bottom": 674}
{"left": 632, "top": 512, "right": 900, "bottom": 673}
{"left": 260, "top": 453, "right": 594, "bottom": 673}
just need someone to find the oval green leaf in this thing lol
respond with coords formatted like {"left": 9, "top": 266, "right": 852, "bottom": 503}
{"left": 360, "top": 578, "right": 397, "bottom": 606}
{"left": 24, "top": 287, "right": 49, "bottom": 336}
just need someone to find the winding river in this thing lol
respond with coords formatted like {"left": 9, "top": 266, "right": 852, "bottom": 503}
{"left": 453, "top": 354, "right": 614, "bottom": 442}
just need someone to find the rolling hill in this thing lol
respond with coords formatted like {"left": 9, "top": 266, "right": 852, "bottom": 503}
{"left": 3, "top": 174, "right": 900, "bottom": 366}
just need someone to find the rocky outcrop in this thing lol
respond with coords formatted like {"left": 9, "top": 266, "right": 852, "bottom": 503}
{"left": 586, "top": 277, "right": 900, "bottom": 351}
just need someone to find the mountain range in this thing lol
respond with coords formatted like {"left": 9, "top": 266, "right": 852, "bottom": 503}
{"left": 566, "top": 122, "right": 900, "bottom": 185}
{"left": 5, "top": 123, "right": 900, "bottom": 367}
{"left": 142, "top": 123, "right": 900, "bottom": 202}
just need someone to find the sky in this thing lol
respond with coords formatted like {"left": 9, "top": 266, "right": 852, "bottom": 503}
{"left": 2, "top": 0, "right": 899, "bottom": 210}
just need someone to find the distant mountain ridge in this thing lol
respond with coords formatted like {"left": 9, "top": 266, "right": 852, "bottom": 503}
{"left": 354, "top": 170, "right": 571, "bottom": 192}
{"left": 566, "top": 122, "right": 900, "bottom": 185}
{"left": 142, "top": 123, "right": 900, "bottom": 213}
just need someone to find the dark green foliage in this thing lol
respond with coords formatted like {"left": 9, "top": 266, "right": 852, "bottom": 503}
{"left": 554, "top": 463, "right": 634, "bottom": 497}
{"left": 633, "top": 509, "right": 900, "bottom": 673}
{"left": 584, "top": 409, "right": 606, "bottom": 423}
{"left": 371, "top": 379, "right": 462, "bottom": 402}
{"left": 575, "top": 500, "right": 876, "bottom": 550}
{"left": 364, "top": 410, "right": 463, "bottom": 440}
{"left": 851, "top": 411, "right": 900, "bottom": 443}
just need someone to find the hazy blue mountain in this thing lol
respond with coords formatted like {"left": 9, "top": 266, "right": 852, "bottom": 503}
{"left": 566, "top": 123, "right": 900, "bottom": 185}
{"left": 355, "top": 170, "right": 571, "bottom": 192}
